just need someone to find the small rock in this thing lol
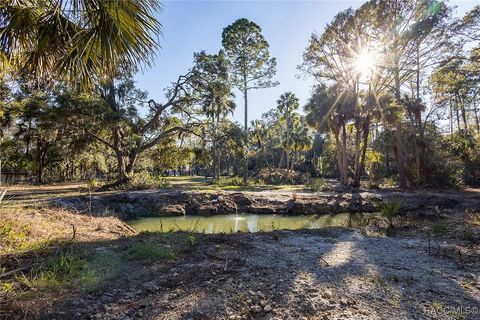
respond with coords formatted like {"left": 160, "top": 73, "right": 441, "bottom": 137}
{"left": 340, "top": 298, "right": 348, "bottom": 306}
{"left": 260, "top": 300, "right": 268, "bottom": 307}
{"left": 319, "top": 301, "right": 335, "bottom": 311}
{"left": 251, "top": 305, "right": 262, "bottom": 313}
{"left": 248, "top": 290, "right": 256, "bottom": 296}
{"left": 264, "top": 305, "right": 273, "bottom": 312}
{"left": 322, "top": 289, "right": 333, "bottom": 299}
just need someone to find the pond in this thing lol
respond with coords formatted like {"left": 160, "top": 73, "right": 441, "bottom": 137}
{"left": 127, "top": 213, "right": 368, "bottom": 234}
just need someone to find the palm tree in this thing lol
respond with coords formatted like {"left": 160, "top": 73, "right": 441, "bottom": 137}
{"left": 0, "top": 0, "right": 161, "bottom": 87}
{"left": 203, "top": 84, "right": 235, "bottom": 180}
{"left": 276, "top": 92, "right": 299, "bottom": 175}
{"left": 289, "top": 114, "right": 313, "bottom": 171}
{"left": 197, "top": 50, "right": 235, "bottom": 180}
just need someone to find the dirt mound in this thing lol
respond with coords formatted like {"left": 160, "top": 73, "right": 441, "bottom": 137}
{"left": 50, "top": 189, "right": 480, "bottom": 220}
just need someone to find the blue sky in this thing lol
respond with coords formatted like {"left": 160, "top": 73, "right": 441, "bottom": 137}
{"left": 135, "top": 0, "right": 478, "bottom": 125}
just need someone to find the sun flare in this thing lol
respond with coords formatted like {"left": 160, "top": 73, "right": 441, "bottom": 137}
{"left": 353, "top": 49, "right": 376, "bottom": 76}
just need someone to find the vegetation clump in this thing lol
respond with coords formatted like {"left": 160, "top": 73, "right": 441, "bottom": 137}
{"left": 378, "top": 198, "right": 405, "bottom": 230}
{"left": 307, "top": 178, "right": 328, "bottom": 192}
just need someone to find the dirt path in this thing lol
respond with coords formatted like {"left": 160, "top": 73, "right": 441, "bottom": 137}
{"left": 24, "top": 229, "right": 477, "bottom": 320}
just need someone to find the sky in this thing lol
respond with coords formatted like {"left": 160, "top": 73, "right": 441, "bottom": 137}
{"left": 135, "top": 0, "right": 479, "bottom": 125}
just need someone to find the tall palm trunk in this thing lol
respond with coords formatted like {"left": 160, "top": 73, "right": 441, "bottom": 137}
{"left": 394, "top": 59, "right": 407, "bottom": 189}
{"left": 286, "top": 115, "right": 290, "bottom": 176}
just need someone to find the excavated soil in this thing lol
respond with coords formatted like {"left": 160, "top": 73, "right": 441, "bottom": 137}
{"left": 50, "top": 189, "right": 480, "bottom": 219}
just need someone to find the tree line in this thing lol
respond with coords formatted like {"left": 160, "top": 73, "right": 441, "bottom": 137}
{"left": 0, "top": 0, "right": 479, "bottom": 188}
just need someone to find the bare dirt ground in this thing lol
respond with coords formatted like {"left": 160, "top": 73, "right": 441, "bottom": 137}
{"left": 1, "top": 181, "right": 480, "bottom": 320}
{"left": 4, "top": 229, "right": 478, "bottom": 320}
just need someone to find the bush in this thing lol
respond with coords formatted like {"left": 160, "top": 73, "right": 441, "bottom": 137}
{"left": 254, "top": 168, "right": 308, "bottom": 185}
{"left": 378, "top": 198, "right": 405, "bottom": 229}
{"left": 127, "top": 172, "right": 170, "bottom": 190}
{"left": 87, "top": 178, "right": 102, "bottom": 189}
{"left": 307, "top": 178, "right": 327, "bottom": 192}
{"left": 214, "top": 176, "right": 245, "bottom": 187}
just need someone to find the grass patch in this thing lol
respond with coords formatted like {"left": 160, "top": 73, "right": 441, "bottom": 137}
{"left": 125, "top": 242, "right": 171, "bottom": 261}
{"left": 0, "top": 221, "right": 63, "bottom": 254}
{"left": 465, "top": 210, "right": 480, "bottom": 226}
{"left": 307, "top": 178, "right": 327, "bottom": 192}
{"left": 432, "top": 221, "right": 449, "bottom": 236}
{"left": 18, "top": 250, "right": 87, "bottom": 292}
{"left": 5, "top": 245, "right": 126, "bottom": 297}
{"left": 79, "top": 251, "right": 121, "bottom": 292}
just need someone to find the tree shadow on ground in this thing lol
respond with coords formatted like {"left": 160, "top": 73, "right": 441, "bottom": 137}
{"left": 2, "top": 228, "right": 479, "bottom": 320}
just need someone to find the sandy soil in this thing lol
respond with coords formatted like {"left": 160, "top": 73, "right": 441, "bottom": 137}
{"left": 2, "top": 182, "right": 479, "bottom": 320}
{"left": 3, "top": 228, "right": 474, "bottom": 320}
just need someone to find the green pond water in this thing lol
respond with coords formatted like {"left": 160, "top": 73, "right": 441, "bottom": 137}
{"left": 127, "top": 213, "right": 367, "bottom": 233}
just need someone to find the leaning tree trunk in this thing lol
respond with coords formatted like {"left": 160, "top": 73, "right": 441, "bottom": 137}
{"left": 115, "top": 152, "right": 129, "bottom": 183}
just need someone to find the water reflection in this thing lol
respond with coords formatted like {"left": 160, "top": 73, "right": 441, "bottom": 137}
{"left": 127, "top": 213, "right": 366, "bottom": 234}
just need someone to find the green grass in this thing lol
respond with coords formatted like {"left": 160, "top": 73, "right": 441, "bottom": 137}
{"left": 125, "top": 242, "right": 171, "bottom": 261}
{"left": 18, "top": 251, "right": 87, "bottom": 291}
{"left": 166, "top": 176, "right": 305, "bottom": 192}
{"left": 432, "top": 221, "right": 449, "bottom": 236}
{"left": 5, "top": 242, "right": 170, "bottom": 297}
{"left": 79, "top": 251, "right": 121, "bottom": 292}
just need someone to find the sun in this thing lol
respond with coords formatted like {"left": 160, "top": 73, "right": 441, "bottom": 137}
{"left": 353, "top": 49, "right": 376, "bottom": 77}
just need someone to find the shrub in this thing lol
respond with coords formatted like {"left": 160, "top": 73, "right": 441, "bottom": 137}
{"left": 378, "top": 198, "right": 405, "bottom": 229}
{"left": 127, "top": 172, "right": 170, "bottom": 190}
{"left": 87, "top": 178, "right": 102, "bottom": 189}
{"left": 213, "top": 176, "right": 249, "bottom": 187}
{"left": 307, "top": 178, "right": 327, "bottom": 192}
{"left": 381, "top": 177, "right": 398, "bottom": 188}
{"left": 254, "top": 168, "right": 308, "bottom": 185}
